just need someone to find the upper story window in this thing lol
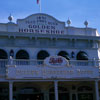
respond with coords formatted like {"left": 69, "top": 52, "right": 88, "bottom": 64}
{"left": 37, "top": 50, "right": 50, "bottom": 60}
{"left": 77, "top": 51, "right": 88, "bottom": 60}
{"left": 0, "top": 49, "right": 8, "bottom": 59}
{"left": 16, "top": 50, "right": 29, "bottom": 59}
{"left": 58, "top": 51, "right": 70, "bottom": 60}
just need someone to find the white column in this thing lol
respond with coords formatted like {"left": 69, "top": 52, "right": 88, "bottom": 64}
{"left": 54, "top": 81, "right": 58, "bottom": 100}
{"left": 9, "top": 81, "right": 13, "bottom": 100}
{"left": 95, "top": 80, "right": 99, "bottom": 100}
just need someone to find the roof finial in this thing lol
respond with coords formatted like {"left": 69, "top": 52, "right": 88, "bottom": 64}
{"left": 8, "top": 14, "right": 13, "bottom": 22}
{"left": 84, "top": 20, "right": 88, "bottom": 28}
{"left": 67, "top": 18, "right": 71, "bottom": 27}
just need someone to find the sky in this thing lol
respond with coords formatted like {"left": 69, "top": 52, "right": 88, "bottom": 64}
{"left": 0, "top": 0, "right": 100, "bottom": 32}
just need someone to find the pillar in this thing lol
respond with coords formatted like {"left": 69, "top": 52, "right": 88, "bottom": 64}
{"left": 9, "top": 81, "right": 13, "bottom": 100}
{"left": 54, "top": 81, "right": 58, "bottom": 100}
{"left": 95, "top": 80, "right": 99, "bottom": 100}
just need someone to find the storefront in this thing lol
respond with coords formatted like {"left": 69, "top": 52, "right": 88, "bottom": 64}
{"left": 0, "top": 13, "right": 100, "bottom": 100}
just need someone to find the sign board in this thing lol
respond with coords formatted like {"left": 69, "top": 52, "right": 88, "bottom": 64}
{"left": 6, "top": 65, "right": 99, "bottom": 79}
{"left": 44, "top": 56, "right": 68, "bottom": 67}
{"left": 17, "top": 13, "right": 66, "bottom": 34}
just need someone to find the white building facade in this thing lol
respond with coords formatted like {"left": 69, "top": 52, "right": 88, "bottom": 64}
{"left": 0, "top": 13, "right": 100, "bottom": 100}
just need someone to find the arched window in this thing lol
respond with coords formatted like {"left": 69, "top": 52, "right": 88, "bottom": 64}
{"left": 0, "top": 49, "right": 8, "bottom": 67}
{"left": 16, "top": 50, "right": 29, "bottom": 59}
{"left": 77, "top": 51, "right": 88, "bottom": 60}
{"left": 0, "top": 49, "right": 8, "bottom": 59}
{"left": 58, "top": 51, "right": 70, "bottom": 60}
{"left": 37, "top": 50, "right": 49, "bottom": 60}
{"left": 16, "top": 50, "right": 29, "bottom": 65}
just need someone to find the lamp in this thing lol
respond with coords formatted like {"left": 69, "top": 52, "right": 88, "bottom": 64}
{"left": 10, "top": 49, "right": 14, "bottom": 58}
{"left": 71, "top": 51, "right": 75, "bottom": 58}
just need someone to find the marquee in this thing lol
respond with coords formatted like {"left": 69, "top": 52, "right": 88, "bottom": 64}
{"left": 6, "top": 65, "right": 99, "bottom": 79}
{"left": 17, "top": 13, "right": 66, "bottom": 34}
{"left": 6, "top": 56, "right": 99, "bottom": 79}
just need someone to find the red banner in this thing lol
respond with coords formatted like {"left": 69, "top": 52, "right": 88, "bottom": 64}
{"left": 37, "top": 0, "right": 39, "bottom": 4}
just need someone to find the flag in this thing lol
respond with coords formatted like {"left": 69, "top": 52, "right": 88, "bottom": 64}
{"left": 37, "top": 0, "right": 41, "bottom": 13}
{"left": 37, "top": 0, "right": 39, "bottom": 4}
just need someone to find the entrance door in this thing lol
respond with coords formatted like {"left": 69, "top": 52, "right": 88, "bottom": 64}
{"left": 19, "top": 94, "right": 44, "bottom": 100}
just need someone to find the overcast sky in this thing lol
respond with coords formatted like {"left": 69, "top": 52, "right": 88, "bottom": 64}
{"left": 0, "top": 0, "right": 100, "bottom": 32}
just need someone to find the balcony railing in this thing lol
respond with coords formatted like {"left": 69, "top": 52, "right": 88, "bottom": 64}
{"left": 6, "top": 59, "right": 100, "bottom": 79}
{"left": 0, "top": 59, "right": 99, "bottom": 77}
{"left": 13, "top": 59, "right": 99, "bottom": 66}
{"left": 0, "top": 59, "right": 98, "bottom": 67}
{"left": 0, "top": 59, "right": 8, "bottom": 67}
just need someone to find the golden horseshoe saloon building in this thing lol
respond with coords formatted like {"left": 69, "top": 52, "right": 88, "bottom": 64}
{"left": 0, "top": 13, "right": 100, "bottom": 100}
